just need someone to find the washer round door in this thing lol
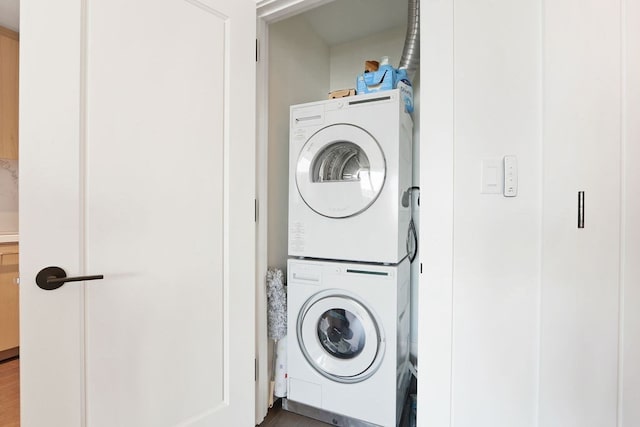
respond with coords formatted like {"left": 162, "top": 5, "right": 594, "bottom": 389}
{"left": 297, "top": 289, "right": 385, "bottom": 383}
{"left": 295, "top": 124, "right": 386, "bottom": 218}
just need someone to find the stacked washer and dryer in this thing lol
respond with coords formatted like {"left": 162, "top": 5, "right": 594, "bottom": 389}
{"left": 285, "top": 89, "right": 413, "bottom": 427}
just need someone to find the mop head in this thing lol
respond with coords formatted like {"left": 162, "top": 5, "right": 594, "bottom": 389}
{"left": 266, "top": 268, "right": 287, "bottom": 341}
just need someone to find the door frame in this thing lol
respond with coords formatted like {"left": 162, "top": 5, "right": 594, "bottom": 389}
{"left": 254, "top": 0, "right": 456, "bottom": 426}
{"left": 254, "top": 1, "right": 339, "bottom": 423}
{"left": 415, "top": 0, "right": 455, "bottom": 425}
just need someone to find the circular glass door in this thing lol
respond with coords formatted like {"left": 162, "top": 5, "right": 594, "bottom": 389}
{"left": 297, "top": 290, "right": 385, "bottom": 383}
{"left": 295, "top": 124, "right": 386, "bottom": 218}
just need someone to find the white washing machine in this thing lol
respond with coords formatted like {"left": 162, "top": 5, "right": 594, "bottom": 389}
{"left": 288, "top": 90, "right": 413, "bottom": 264}
{"left": 286, "top": 258, "right": 410, "bottom": 427}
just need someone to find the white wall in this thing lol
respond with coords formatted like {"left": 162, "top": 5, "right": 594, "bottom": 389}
{"left": 622, "top": 0, "right": 640, "bottom": 424}
{"left": 451, "top": 0, "right": 541, "bottom": 424}
{"left": 267, "top": 15, "right": 330, "bottom": 272}
{"left": 329, "top": 26, "right": 406, "bottom": 91}
{"left": 417, "top": 1, "right": 543, "bottom": 424}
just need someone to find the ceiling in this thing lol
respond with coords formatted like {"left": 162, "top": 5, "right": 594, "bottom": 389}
{"left": 0, "top": 0, "right": 19, "bottom": 32}
{"left": 0, "top": 0, "right": 410, "bottom": 41}
{"left": 301, "top": 0, "right": 409, "bottom": 46}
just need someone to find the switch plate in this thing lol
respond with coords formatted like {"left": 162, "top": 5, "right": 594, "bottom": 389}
{"left": 503, "top": 155, "right": 518, "bottom": 197}
{"left": 481, "top": 159, "right": 501, "bottom": 194}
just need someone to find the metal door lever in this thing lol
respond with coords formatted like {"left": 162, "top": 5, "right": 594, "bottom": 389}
{"left": 36, "top": 266, "right": 104, "bottom": 290}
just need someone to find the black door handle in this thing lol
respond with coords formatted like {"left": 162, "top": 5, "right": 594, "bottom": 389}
{"left": 36, "top": 266, "right": 104, "bottom": 290}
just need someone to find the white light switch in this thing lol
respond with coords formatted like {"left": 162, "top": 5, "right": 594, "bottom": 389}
{"left": 481, "top": 159, "right": 501, "bottom": 194}
{"left": 503, "top": 155, "right": 518, "bottom": 197}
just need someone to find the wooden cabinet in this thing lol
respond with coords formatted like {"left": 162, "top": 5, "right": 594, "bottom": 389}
{"left": 0, "top": 26, "right": 19, "bottom": 160}
{"left": 0, "top": 243, "right": 18, "bottom": 360}
{"left": 0, "top": 27, "right": 19, "bottom": 361}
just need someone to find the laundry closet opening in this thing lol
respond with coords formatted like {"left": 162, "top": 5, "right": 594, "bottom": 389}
{"left": 258, "top": 0, "right": 421, "bottom": 425}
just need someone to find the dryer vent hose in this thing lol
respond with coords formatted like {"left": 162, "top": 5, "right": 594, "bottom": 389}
{"left": 398, "top": 0, "right": 420, "bottom": 81}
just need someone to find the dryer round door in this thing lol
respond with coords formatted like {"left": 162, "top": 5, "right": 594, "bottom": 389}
{"left": 295, "top": 124, "right": 386, "bottom": 218}
{"left": 297, "top": 289, "right": 385, "bottom": 383}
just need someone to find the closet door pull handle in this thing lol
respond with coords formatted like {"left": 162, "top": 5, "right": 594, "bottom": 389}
{"left": 578, "top": 191, "right": 585, "bottom": 229}
{"left": 35, "top": 266, "right": 104, "bottom": 290}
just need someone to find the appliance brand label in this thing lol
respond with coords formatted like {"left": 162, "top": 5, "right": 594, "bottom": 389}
{"left": 290, "top": 221, "right": 305, "bottom": 252}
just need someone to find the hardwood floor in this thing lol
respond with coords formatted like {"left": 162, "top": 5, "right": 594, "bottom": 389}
{"left": 0, "top": 357, "right": 19, "bottom": 427}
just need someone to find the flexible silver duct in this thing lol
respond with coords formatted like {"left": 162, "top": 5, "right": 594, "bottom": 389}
{"left": 398, "top": 0, "right": 420, "bottom": 80}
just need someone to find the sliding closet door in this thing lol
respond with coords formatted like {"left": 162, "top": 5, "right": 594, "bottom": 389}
{"left": 540, "top": 1, "right": 622, "bottom": 426}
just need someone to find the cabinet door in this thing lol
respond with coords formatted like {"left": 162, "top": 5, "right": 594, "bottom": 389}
{"left": 0, "top": 243, "right": 19, "bottom": 357}
{"left": 0, "top": 27, "right": 19, "bottom": 160}
{"left": 540, "top": 1, "right": 621, "bottom": 426}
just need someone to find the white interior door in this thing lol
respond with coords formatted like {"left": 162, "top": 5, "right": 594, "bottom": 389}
{"left": 19, "top": 0, "right": 256, "bottom": 426}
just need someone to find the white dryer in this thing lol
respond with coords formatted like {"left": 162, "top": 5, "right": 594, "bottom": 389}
{"left": 288, "top": 90, "right": 412, "bottom": 264}
{"left": 286, "top": 258, "right": 410, "bottom": 427}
